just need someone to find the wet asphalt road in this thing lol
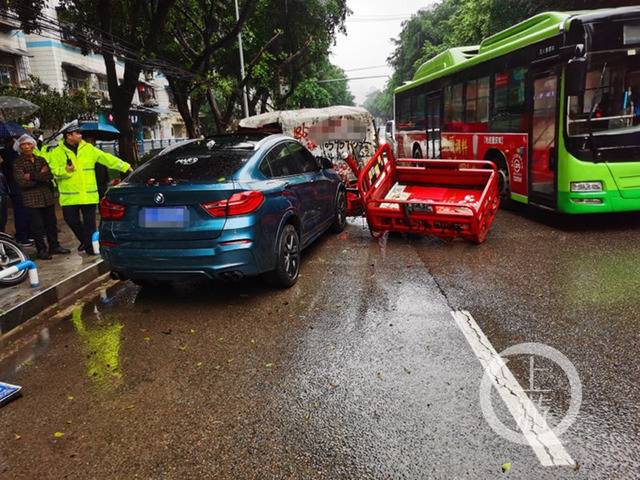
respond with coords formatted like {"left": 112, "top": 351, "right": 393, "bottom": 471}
{"left": 1, "top": 207, "right": 639, "bottom": 479}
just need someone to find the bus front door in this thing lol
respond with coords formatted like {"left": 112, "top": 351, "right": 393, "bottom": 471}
{"left": 529, "top": 70, "right": 559, "bottom": 208}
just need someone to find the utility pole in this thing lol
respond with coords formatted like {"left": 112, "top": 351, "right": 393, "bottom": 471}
{"left": 234, "top": 0, "right": 249, "bottom": 118}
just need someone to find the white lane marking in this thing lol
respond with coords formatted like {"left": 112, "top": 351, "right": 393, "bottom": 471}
{"left": 451, "top": 310, "right": 575, "bottom": 467}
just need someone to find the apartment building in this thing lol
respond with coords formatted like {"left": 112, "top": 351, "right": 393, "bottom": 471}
{"left": 0, "top": 1, "right": 185, "bottom": 142}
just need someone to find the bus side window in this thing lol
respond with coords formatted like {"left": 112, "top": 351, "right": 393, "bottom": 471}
{"left": 398, "top": 96, "right": 411, "bottom": 131}
{"left": 444, "top": 83, "right": 464, "bottom": 131}
{"left": 492, "top": 67, "right": 527, "bottom": 132}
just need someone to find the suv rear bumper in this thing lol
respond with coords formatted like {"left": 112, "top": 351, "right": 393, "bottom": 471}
{"left": 102, "top": 240, "right": 262, "bottom": 281}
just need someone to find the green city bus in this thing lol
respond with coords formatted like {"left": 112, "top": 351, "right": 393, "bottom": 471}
{"left": 394, "top": 7, "right": 640, "bottom": 213}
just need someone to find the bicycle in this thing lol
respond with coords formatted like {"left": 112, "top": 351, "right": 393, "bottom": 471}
{"left": 0, "top": 232, "right": 29, "bottom": 286}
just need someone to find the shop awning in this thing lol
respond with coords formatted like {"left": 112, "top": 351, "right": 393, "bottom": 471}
{"left": 62, "top": 61, "right": 102, "bottom": 75}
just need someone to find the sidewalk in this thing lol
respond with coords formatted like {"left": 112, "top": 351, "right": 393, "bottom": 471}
{"left": 1, "top": 208, "right": 108, "bottom": 335}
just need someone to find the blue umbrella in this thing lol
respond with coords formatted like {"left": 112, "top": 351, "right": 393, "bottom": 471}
{"left": 80, "top": 121, "right": 120, "bottom": 141}
{"left": 0, "top": 122, "right": 11, "bottom": 138}
{"left": 0, "top": 121, "right": 27, "bottom": 138}
{"left": 5, "top": 122, "right": 27, "bottom": 137}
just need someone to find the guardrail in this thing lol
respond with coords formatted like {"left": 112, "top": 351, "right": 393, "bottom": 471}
{"left": 97, "top": 137, "right": 188, "bottom": 156}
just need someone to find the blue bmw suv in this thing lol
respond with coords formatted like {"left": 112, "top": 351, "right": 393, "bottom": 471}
{"left": 99, "top": 134, "right": 346, "bottom": 288}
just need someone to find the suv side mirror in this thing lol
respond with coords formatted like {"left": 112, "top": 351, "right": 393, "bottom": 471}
{"left": 317, "top": 156, "right": 334, "bottom": 170}
{"left": 566, "top": 55, "right": 587, "bottom": 97}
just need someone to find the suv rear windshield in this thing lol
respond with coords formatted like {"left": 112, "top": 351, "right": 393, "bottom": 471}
{"left": 129, "top": 140, "right": 255, "bottom": 183}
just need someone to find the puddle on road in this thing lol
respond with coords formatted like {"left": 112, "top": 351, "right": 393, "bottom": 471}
{"left": 0, "top": 282, "right": 130, "bottom": 390}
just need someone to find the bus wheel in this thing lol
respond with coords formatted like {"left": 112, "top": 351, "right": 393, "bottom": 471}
{"left": 497, "top": 168, "right": 510, "bottom": 197}
{"left": 412, "top": 145, "right": 423, "bottom": 159}
{"left": 485, "top": 152, "right": 510, "bottom": 200}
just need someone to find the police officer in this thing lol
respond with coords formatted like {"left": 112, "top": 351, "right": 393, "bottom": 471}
{"left": 47, "top": 121, "right": 132, "bottom": 255}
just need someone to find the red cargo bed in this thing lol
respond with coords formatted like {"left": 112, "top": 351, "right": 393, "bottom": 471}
{"left": 357, "top": 144, "right": 500, "bottom": 243}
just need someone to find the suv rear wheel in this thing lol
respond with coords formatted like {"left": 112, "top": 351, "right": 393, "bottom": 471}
{"left": 265, "top": 224, "right": 300, "bottom": 288}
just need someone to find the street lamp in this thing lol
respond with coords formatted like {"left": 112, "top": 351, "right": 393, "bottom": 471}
{"left": 234, "top": 0, "right": 249, "bottom": 118}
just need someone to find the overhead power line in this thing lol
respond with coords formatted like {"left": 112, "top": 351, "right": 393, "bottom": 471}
{"left": 317, "top": 75, "right": 389, "bottom": 84}
{"left": 343, "top": 64, "right": 389, "bottom": 72}
{"left": 1, "top": 6, "right": 194, "bottom": 79}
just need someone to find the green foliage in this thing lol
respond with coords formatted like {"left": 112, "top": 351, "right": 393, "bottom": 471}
{"left": 362, "top": 89, "right": 392, "bottom": 119}
{"left": 287, "top": 63, "right": 354, "bottom": 109}
{"left": 240, "top": 0, "right": 350, "bottom": 109}
{"left": 0, "top": 76, "right": 99, "bottom": 131}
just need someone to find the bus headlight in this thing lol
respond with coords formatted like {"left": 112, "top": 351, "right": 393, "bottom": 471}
{"left": 570, "top": 181, "right": 603, "bottom": 192}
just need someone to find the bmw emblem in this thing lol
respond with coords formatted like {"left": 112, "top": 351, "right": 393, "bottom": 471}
{"left": 154, "top": 193, "right": 165, "bottom": 204}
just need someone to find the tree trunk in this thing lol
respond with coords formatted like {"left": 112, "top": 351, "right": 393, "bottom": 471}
{"left": 190, "top": 93, "right": 204, "bottom": 137}
{"left": 205, "top": 88, "right": 223, "bottom": 134}
{"left": 168, "top": 77, "right": 197, "bottom": 138}
{"left": 103, "top": 53, "right": 140, "bottom": 163}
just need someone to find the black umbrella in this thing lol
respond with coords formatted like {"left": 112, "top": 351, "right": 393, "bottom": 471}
{"left": 0, "top": 96, "right": 39, "bottom": 121}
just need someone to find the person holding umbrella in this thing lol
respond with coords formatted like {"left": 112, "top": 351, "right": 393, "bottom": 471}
{"left": 47, "top": 121, "right": 132, "bottom": 255}
{"left": 0, "top": 96, "right": 40, "bottom": 245}
{"left": 14, "top": 135, "right": 70, "bottom": 259}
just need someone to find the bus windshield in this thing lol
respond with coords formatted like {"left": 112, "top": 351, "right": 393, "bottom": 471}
{"left": 567, "top": 51, "right": 640, "bottom": 136}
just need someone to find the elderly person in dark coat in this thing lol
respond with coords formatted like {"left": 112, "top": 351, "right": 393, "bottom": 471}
{"left": 14, "top": 134, "right": 70, "bottom": 260}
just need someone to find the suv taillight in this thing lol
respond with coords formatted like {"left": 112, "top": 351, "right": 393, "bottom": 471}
{"left": 100, "top": 198, "right": 126, "bottom": 220}
{"left": 202, "top": 191, "right": 265, "bottom": 217}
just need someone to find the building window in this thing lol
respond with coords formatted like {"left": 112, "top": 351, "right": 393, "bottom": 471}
{"left": 97, "top": 75, "right": 108, "bottom": 92}
{"left": 63, "top": 66, "right": 90, "bottom": 92}
{"left": 0, "top": 54, "right": 18, "bottom": 86}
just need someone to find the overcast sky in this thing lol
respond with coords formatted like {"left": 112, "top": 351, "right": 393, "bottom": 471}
{"left": 330, "top": 0, "right": 437, "bottom": 105}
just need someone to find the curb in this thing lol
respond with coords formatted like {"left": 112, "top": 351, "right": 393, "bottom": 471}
{"left": 0, "top": 260, "right": 108, "bottom": 336}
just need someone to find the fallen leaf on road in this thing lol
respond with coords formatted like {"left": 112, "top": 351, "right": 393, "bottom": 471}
{"left": 67, "top": 395, "right": 74, "bottom": 401}
{"left": 377, "top": 372, "right": 384, "bottom": 380}
{"left": 143, "top": 337, "right": 151, "bottom": 342}
{"left": 190, "top": 329, "right": 196, "bottom": 334}
{"left": 328, "top": 383, "right": 338, "bottom": 389}
{"left": 227, "top": 358, "right": 234, "bottom": 363}
{"left": 53, "top": 432, "right": 65, "bottom": 438}
{"left": 65, "top": 420, "right": 72, "bottom": 425}
{"left": 501, "top": 462, "right": 511, "bottom": 473}
{"left": 124, "top": 405, "right": 135, "bottom": 410}
{"left": 304, "top": 412, "right": 311, "bottom": 421}
{"left": 250, "top": 339, "right": 256, "bottom": 345}
{"left": 178, "top": 345, "right": 187, "bottom": 351}
{"left": 196, "top": 362, "right": 203, "bottom": 367}
{"left": 161, "top": 329, "right": 172, "bottom": 335}
{"left": 403, "top": 367, "right": 411, "bottom": 374}
{"left": 218, "top": 337, "right": 224, "bottom": 342}
{"left": 265, "top": 363, "right": 274, "bottom": 368}
{"left": 14, "top": 434, "right": 21, "bottom": 440}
